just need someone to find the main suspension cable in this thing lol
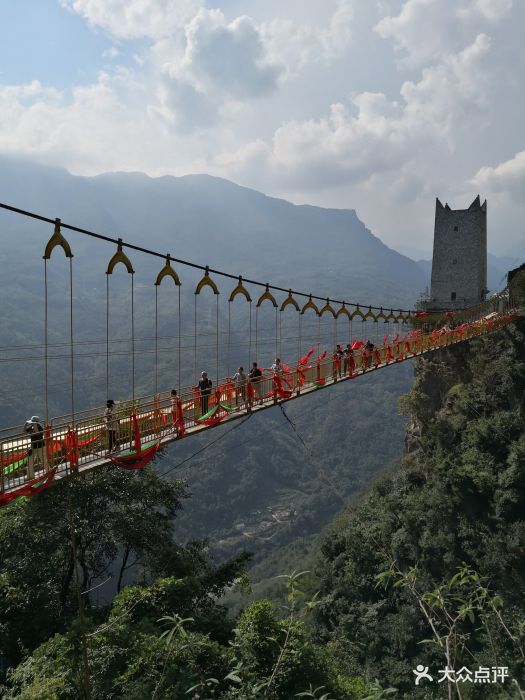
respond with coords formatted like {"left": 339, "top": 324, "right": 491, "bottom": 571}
{"left": 0, "top": 200, "right": 413, "bottom": 313}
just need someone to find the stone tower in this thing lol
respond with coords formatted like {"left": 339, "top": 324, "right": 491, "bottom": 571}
{"left": 429, "top": 195, "right": 487, "bottom": 310}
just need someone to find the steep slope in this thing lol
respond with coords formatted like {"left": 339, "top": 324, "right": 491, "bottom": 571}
{"left": 316, "top": 317, "right": 525, "bottom": 696}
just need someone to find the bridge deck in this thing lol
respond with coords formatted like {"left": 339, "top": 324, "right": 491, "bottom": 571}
{"left": 0, "top": 311, "right": 518, "bottom": 502}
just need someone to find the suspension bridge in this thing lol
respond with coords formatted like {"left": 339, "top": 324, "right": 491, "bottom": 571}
{"left": 0, "top": 200, "right": 520, "bottom": 507}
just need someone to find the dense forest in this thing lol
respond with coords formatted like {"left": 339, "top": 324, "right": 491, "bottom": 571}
{"left": 1, "top": 313, "right": 524, "bottom": 697}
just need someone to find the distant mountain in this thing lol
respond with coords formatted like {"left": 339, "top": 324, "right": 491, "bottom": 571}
{"left": 0, "top": 156, "right": 426, "bottom": 309}
{"left": 505, "top": 240, "right": 525, "bottom": 260}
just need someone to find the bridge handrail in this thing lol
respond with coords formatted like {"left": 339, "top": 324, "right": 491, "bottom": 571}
{"left": 1, "top": 308, "right": 519, "bottom": 499}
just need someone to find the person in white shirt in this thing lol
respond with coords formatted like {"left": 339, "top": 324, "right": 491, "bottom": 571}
{"left": 271, "top": 358, "right": 284, "bottom": 376}
{"left": 232, "top": 366, "right": 247, "bottom": 408}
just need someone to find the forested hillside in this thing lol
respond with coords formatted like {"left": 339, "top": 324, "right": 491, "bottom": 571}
{"left": 315, "top": 316, "right": 525, "bottom": 697}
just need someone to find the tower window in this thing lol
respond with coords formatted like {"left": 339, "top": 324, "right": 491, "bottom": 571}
{"left": 452, "top": 258, "right": 457, "bottom": 265}
{"left": 451, "top": 292, "right": 456, "bottom": 301}
{"left": 454, "top": 226, "right": 459, "bottom": 231}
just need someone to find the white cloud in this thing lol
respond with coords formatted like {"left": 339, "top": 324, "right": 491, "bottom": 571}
{"left": 148, "top": 80, "right": 217, "bottom": 131}
{"left": 375, "top": 0, "right": 460, "bottom": 67}
{"left": 149, "top": 9, "right": 284, "bottom": 132}
{"left": 59, "top": 0, "right": 201, "bottom": 40}
{"left": 58, "top": 1, "right": 356, "bottom": 136}
{"left": 0, "top": 0, "right": 522, "bottom": 252}
{"left": 102, "top": 46, "right": 120, "bottom": 59}
{"left": 400, "top": 33, "right": 492, "bottom": 136}
{"left": 375, "top": 0, "right": 511, "bottom": 67}
{"left": 215, "top": 99, "right": 407, "bottom": 192}
{"left": 60, "top": 0, "right": 353, "bottom": 75}
{"left": 472, "top": 149, "right": 525, "bottom": 204}
{"left": 171, "top": 9, "right": 282, "bottom": 98}
{"left": 213, "top": 33, "right": 492, "bottom": 190}
{"left": 470, "top": 0, "right": 513, "bottom": 21}
{"left": 262, "top": 0, "right": 353, "bottom": 75}
{"left": 155, "top": 2, "right": 352, "bottom": 117}
{"left": 0, "top": 81, "right": 64, "bottom": 153}
{"left": 0, "top": 73, "right": 161, "bottom": 172}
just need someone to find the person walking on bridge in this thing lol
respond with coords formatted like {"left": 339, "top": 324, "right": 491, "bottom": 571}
{"left": 271, "top": 358, "right": 284, "bottom": 376}
{"left": 343, "top": 343, "right": 353, "bottom": 375}
{"left": 24, "top": 416, "right": 47, "bottom": 479}
{"left": 232, "top": 366, "right": 247, "bottom": 409}
{"left": 249, "top": 362, "right": 263, "bottom": 404}
{"left": 364, "top": 340, "right": 375, "bottom": 369}
{"left": 105, "top": 400, "right": 119, "bottom": 453}
{"left": 333, "top": 344, "right": 343, "bottom": 378}
{"left": 197, "top": 371, "right": 213, "bottom": 417}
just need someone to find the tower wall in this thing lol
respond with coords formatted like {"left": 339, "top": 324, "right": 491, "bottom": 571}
{"left": 429, "top": 196, "right": 487, "bottom": 310}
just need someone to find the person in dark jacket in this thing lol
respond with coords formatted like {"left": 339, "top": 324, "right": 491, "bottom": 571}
{"left": 24, "top": 416, "right": 47, "bottom": 479}
{"left": 343, "top": 344, "right": 354, "bottom": 374}
{"left": 364, "top": 340, "right": 375, "bottom": 368}
{"left": 104, "top": 400, "right": 119, "bottom": 453}
{"left": 197, "top": 371, "right": 213, "bottom": 416}
{"left": 249, "top": 362, "right": 263, "bottom": 403}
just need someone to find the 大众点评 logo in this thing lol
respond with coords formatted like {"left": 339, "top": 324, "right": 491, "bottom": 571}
{"left": 413, "top": 666, "right": 508, "bottom": 685}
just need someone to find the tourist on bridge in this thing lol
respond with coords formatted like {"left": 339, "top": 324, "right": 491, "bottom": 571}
{"left": 249, "top": 362, "right": 263, "bottom": 403}
{"left": 271, "top": 358, "right": 284, "bottom": 376}
{"left": 24, "top": 416, "right": 47, "bottom": 479}
{"left": 232, "top": 366, "right": 247, "bottom": 409}
{"left": 104, "top": 400, "right": 119, "bottom": 453}
{"left": 197, "top": 371, "right": 213, "bottom": 416}
{"left": 170, "top": 389, "right": 178, "bottom": 411}
{"left": 364, "top": 340, "right": 375, "bottom": 369}
{"left": 343, "top": 343, "right": 354, "bottom": 374}
{"left": 333, "top": 344, "right": 344, "bottom": 378}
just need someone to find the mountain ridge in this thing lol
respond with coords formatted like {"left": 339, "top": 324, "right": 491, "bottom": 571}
{"left": 0, "top": 156, "right": 426, "bottom": 308}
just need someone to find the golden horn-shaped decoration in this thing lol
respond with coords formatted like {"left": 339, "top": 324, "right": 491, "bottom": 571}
{"left": 301, "top": 294, "right": 319, "bottom": 316}
{"left": 107, "top": 238, "right": 134, "bottom": 274}
{"left": 256, "top": 283, "right": 277, "bottom": 308}
{"left": 195, "top": 266, "right": 219, "bottom": 295}
{"left": 280, "top": 289, "right": 300, "bottom": 312}
{"left": 319, "top": 298, "right": 336, "bottom": 317}
{"left": 364, "top": 306, "right": 377, "bottom": 321}
{"left": 336, "top": 302, "right": 351, "bottom": 319}
{"left": 351, "top": 305, "right": 365, "bottom": 321}
{"left": 155, "top": 254, "right": 181, "bottom": 286}
{"left": 43, "top": 218, "right": 73, "bottom": 259}
{"left": 376, "top": 307, "right": 388, "bottom": 323}
{"left": 229, "top": 276, "right": 251, "bottom": 302}
{"left": 385, "top": 309, "right": 396, "bottom": 322}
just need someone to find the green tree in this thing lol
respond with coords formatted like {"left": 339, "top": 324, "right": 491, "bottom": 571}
{"left": 0, "top": 465, "right": 190, "bottom": 669}
{"left": 316, "top": 320, "right": 525, "bottom": 695}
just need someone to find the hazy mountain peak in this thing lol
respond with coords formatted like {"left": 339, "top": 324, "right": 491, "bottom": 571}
{"left": 0, "top": 156, "right": 426, "bottom": 307}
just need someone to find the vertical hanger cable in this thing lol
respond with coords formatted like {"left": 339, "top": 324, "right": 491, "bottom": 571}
{"left": 44, "top": 259, "right": 49, "bottom": 425}
{"left": 69, "top": 257, "right": 75, "bottom": 425}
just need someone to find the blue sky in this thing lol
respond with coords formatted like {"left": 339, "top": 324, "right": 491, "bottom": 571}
{"left": 0, "top": 0, "right": 524, "bottom": 255}
{"left": 0, "top": 0, "right": 104, "bottom": 87}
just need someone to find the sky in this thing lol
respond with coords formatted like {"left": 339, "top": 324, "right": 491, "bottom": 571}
{"left": 0, "top": 0, "right": 524, "bottom": 257}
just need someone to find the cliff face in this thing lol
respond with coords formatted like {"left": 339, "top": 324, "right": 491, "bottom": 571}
{"left": 316, "top": 318, "right": 525, "bottom": 693}
{"left": 402, "top": 319, "right": 525, "bottom": 454}
{"left": 402, "top": 343, "right": 474, "bottom": 453}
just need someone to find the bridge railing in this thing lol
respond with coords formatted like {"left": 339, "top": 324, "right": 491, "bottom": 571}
{"left": 0, "top": 310, "right": 520, "bottom": 496}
